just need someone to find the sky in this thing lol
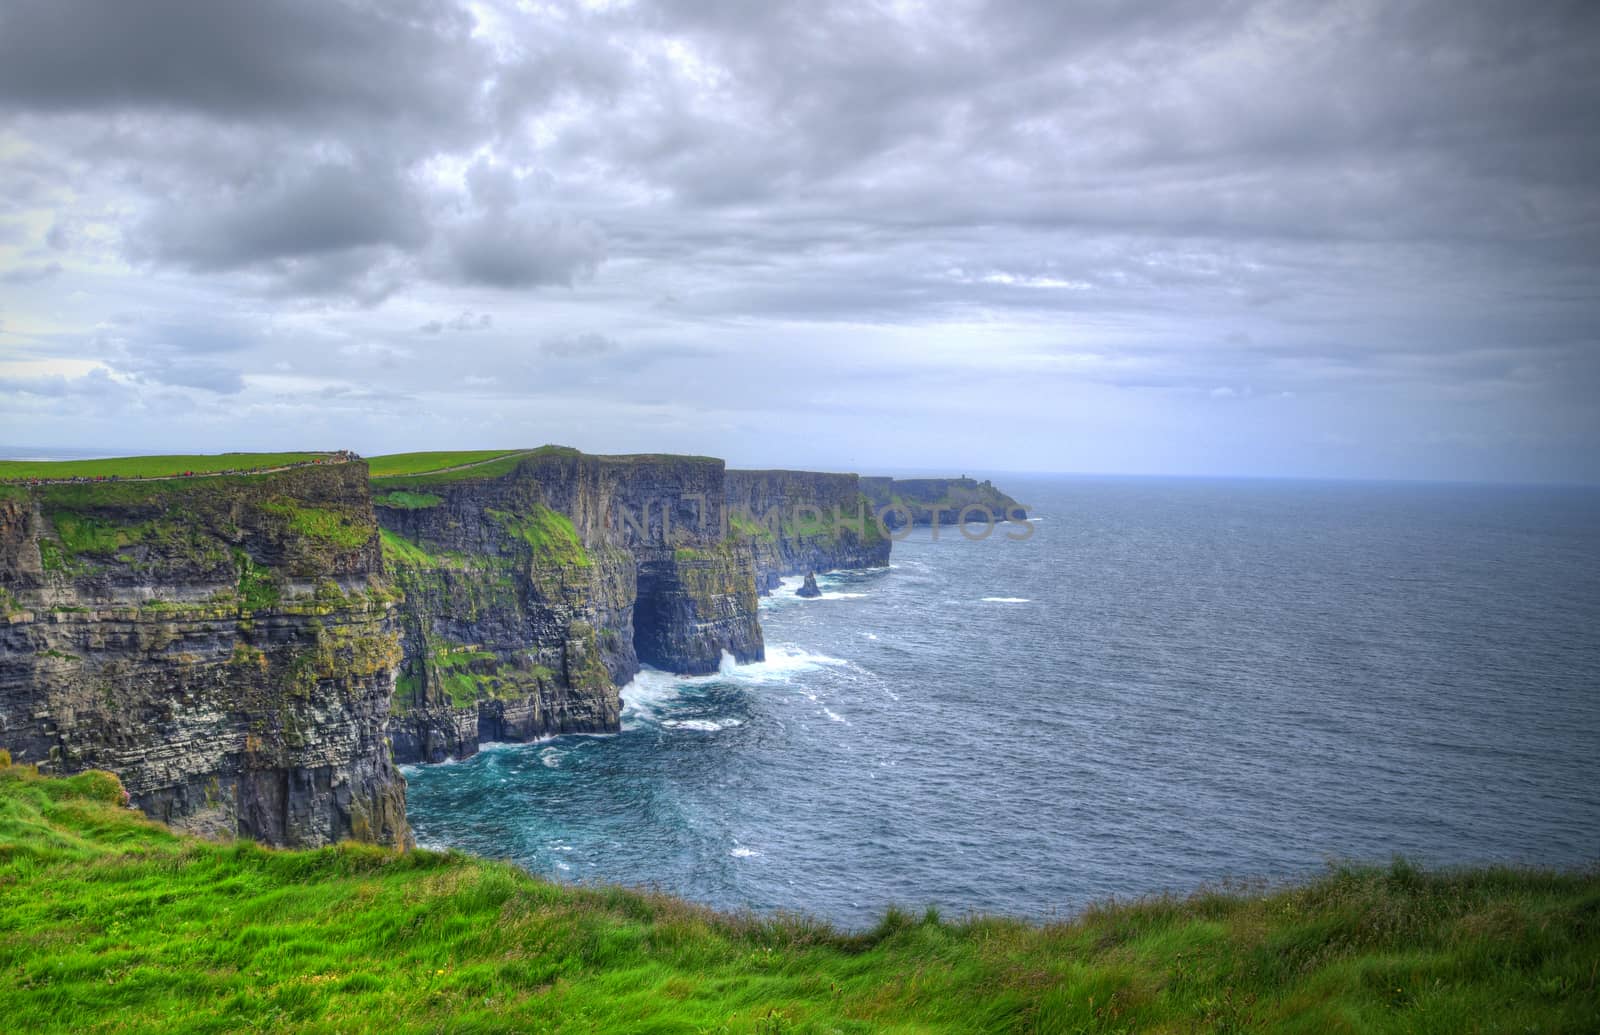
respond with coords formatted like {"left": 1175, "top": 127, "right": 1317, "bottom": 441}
{"left": 1, "top": 0, "right": 1596, "bottom": 483}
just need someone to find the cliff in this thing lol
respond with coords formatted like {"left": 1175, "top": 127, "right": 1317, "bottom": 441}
{"left": 0, "top": 462, "right": 408, "bottom": 848}
{"left": 0, "top": 451, "right": 1029, "bottom": 845}
{"left": 860, "top": 476, "right": 1028, "bottom": 529}
{"left": 724, "top": 469, "right": 891, "bottom": 593}
{"left": 371, "top": 448, "right": 764, "bottom": 763}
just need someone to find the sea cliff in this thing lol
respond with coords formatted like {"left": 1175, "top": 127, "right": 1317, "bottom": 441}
{"left": 725, "top": 469, "right": 891, "bottom": 593}
{"left": 0, "top": 461, "right": 408, "bottom": 848}
{"left": 371, "top": 449, "right": 763, "bottom": 763}
{"left": 860, "top": 475, "right": 1028, "bottom": 529}
{"left": 0, "top": 449, "right": 1029, "bottom": 840}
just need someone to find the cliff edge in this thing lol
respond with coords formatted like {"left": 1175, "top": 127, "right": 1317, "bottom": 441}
{"left": 370, "top": 448, "right": 764, "bottom": 763}
{"left": 0, "top": 460, "right": 408, "bottom": 848}
{"left": 860, "top": 476, "right": 1028, "bottom": 529}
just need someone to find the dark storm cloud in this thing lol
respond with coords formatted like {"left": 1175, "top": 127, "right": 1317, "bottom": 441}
{"left": 131, "top": 161, "right": 429, "bottom": 272}
{"left": 0, "top": 0, "right": 480, "bottom": 127}
{"left": 2, "top": 0, "right": 1597, "bottom": 480}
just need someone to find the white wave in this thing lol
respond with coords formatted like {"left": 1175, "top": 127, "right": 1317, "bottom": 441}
{"left": 727, "top": 642, "right": 851, "bottom": 685}
{"left": 730, "top": 845, "right": 761, "bottom": 858}
{"left": 821, "top": 706, "right": 847, "bottom": 723}
{"left": 619, "top": 643, "right": 849, "bottom": 728}
{"left": 766, "top": 575, "right": 806, "bottom": 600}
{"left": 538, "top": 747, "right": 563, "bottom": 768}
{"left": 822, "top": 591, "right": 868, "bottom": 599}
{"left": 981, "top": 596, "right": 1032, "bottom": 603}
{"left": 863, "top": 632, "right": 878, "bottom": 640}
{"left": 661, "top": 717, "right": 744, "bottom": 732}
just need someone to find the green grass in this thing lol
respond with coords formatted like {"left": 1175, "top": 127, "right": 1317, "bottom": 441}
{"left": 400, "top": 646, "right": 557, "bottom": 711}
{"left": 259, "top": 500, "right": 372, "bottom": 549}
{"left": 377, "top": 528, "right": 479, "bottom": 570}
{"left": 729, "top": 509, "right": 778, "bottom": 541}
{"left": 428, "top": 646, "right": 499, "bottom": 708}
{"left": 372, "top": 490, "right": 444, "bottom": 510}
{"left": 234, "top": 549, "right": 280, "bottom": 612}
{"left": 366, "top": 450, "right": 525, "bottom": 479}
{"left": 0, "top": 452, "right": 330, "bottom": 482}
{"left": 363, "top": 451, "right": 524, "bottom": 483}
{"left": 367, "top": 447, "right": 595, "bottom": 490}
{"left": 488, "top": 504, "right": 591, "bottom": 568}
{"left": 1, "top": 764, "right": 1596, "bottom": 1033}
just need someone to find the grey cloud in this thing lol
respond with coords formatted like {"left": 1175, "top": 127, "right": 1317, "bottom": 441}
{"left": 1, "top": 262, "right": 64, "bottom": 284}
{"left": 422, "top": 310, "right": 494, "bottom": 334}
{"left": 542, "top": 333, "right": 618, "bottom": 359}
{"left": 81, "top": 314, "right": 258, "bottom": 394}
{"left": 1, "top": 0, "right": 1597, "bottom": 482}
{"left": 137, "top": 360, "right": 246, "bottom": 395}
{"left": 440, "top": 215, "right": 606, "bottom": 289}
{"left": 0, "top": 0, "right": 483, "bottom": 131}
{"left": 130, "top": 161, "right": 428, "bottom": 273}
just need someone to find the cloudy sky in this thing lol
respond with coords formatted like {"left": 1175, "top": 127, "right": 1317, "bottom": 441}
{"left": 1, "top": 0, "right": 1596, "bottom": 482}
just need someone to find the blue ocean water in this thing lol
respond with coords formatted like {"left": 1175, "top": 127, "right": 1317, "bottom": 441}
{"left": 403, "top": 476, "right": 1600, "bottom": 926}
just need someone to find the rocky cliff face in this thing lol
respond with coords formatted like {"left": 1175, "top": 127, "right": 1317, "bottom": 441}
{"left": 860, "top": 476, "right": 1028, "bottom": 529}
{"left": 0, "top": 464, "right": 408, "bottom": 848}
{"left": 372, "top": 449, "right": 764, "bottom": 763}
{"left": 724, "top": 469, "right": 891, "bottom": 593}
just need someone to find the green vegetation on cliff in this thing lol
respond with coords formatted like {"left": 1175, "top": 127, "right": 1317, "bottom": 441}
{"left": 393, "top": 643, "right": 555, "bottom": 712}
{"left": 372, "top": 490, "right": 444, "bottom": 510}
{"left": 379, "top": 528, "right": 444, "bottom": 569}
{"left": 0, "top": 452, "right": 330, "bottom": 482}
{"left": 259, "top": 499, "right": 372, "bottom": 549}
{"left": 488, "top": 504, "right": 591, "bottom": 568}
{"left": 1, "top": 763, "right": 1596, "bottom": 1033}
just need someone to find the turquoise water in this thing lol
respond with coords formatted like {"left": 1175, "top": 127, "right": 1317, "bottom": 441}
{"left": 404, "top": 476, "right": 1600, "bottom": 926}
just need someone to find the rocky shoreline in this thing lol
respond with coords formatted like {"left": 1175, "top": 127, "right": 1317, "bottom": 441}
{"left": 0, "top": 449, "right": 1023, "bottom": 847}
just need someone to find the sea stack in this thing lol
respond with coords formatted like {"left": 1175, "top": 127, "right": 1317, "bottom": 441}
{"left": 797, "top": 572, "right": 822, "bottom": 597}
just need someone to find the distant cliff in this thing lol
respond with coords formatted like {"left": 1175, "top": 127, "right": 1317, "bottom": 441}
{"left": 860, "top": 476, "right": 1028, "bottom": 529}
{"left": 725, "top": 469, "right": 891, "bottom": 593}
{"left": 0, "top": 463, "right": 408, "bottom": 848}
{"left": 371, "top": 449, "right": 763, "bottom": 763}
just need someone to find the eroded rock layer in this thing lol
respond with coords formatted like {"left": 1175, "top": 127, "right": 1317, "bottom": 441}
{"left": 860, "top": 476, "right": 1029, "bottom": 529}
{"left": 372, "top": 449, "right": 764, "bottom": 763}
{"left": 0, "top": 463, "right": 408, "bottom": 848}
{"left": 724, "top": 469, "right": 891, "bottom": 593}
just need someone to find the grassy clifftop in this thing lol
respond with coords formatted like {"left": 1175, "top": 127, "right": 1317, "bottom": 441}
{"left": 1, "top": 762, "right": 1595, "bottom": 1033}
{"left": 0, "top": 452, "right": 335, "bottom": 482}
{"left": 367, "top": 447, "right": 584, "bottom": 489}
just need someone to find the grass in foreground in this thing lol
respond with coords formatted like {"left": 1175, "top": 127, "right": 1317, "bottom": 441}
{"left": 0, "top": 763, "right": 1595, "bottom": 1033}
{"left": 0, "top": 453, "right": 331, "bottom": 482}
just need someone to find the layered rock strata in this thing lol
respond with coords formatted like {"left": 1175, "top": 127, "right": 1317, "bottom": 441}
{"left": 0, "top": 463, "right": 408, "bottom": 848}
{"left": 373, "top": 449, "right": 764, "bottom": 763}
{"left": 860, "top": 476, "right": 1029, "bottom": 529}
{"left": 723, "top": 469, "right": 891, "bottom": 593}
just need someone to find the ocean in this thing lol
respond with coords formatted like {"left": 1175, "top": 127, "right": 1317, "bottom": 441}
{"left": 403, "top": 475, "right": 1600, "bottom": 927}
